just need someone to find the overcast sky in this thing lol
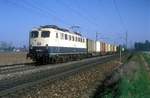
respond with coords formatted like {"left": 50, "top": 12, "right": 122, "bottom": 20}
{"left": 0, "top": 0, "right": 149, "bottom": 47}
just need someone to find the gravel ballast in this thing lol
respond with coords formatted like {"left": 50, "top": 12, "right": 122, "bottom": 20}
{"left": 2, "top": 59, "right": 121, "bottom": 98}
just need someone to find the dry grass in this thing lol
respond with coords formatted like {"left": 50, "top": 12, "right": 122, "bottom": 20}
{"left": 0, "top": 52, "right": 32, "bottom": 65}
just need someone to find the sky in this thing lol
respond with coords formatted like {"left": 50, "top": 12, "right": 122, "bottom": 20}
{"left": 0, "top": 0, "right": 149, "bottom": 47}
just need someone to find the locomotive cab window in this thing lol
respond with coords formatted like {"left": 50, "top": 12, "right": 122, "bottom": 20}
{"left": 31, "top": 31, "right": 39, "bottom": 38}
{"left": 41, "top": 31, "right": 50, "bottom": 38}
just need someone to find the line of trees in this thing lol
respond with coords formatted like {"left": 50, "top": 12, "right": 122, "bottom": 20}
{"left": 134, "top": 40, "right": 150, "bottom": 51}
{"left": 0, "top": 41, "right": 14, "bottom": 52}
{"left": 0, "top": 41, "right": 28, "bottom": 52}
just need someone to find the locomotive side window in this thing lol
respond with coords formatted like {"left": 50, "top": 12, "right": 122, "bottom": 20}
{"left": 31, "top": 31, "right": 39, "bottom": 38}
{"left": 72, "top": 36, "right": 74, "bottom": 41}
{"left": 69, "top": 35, "right": 71, "bottom": 40}
{"left": 56, "top": 33, "right": 58, "bottom": 38}
{"left": 83, "top": 38, "right": 85, "bottom": 42}
{"left": 41, "top": 31, "right": 50, "bottom": 38}
{"left": 82, "top": 38, "right": 84, "bottom": 42}
{"left": 78, "top": 37, "right": 80, "bottom": 42}
{"left": 76, "top": 37, "right": 77, "bottom": 42}
{"left": 65, "top": 34, "right": 68, "bottom": 40}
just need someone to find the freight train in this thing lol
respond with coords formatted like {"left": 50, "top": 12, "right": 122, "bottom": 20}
{"left": 27, "top": 25, "right": 118, "bottom": 63}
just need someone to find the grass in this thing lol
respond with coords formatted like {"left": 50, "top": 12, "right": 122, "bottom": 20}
{"left": 119, "top": 53, "right": 150, "bottom": 98}
{"left": 119, "top": 66, "right": 150, "bottom": 98}
{"left": 100, "top": 53, "right": 150, "bottom": 98}
{"left": 143, "top": 52, "right": 150, "bottom": 65}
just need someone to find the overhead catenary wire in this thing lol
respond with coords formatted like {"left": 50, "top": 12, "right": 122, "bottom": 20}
{"left": 6, "top": 0, "right": 71, "bottom": 27}
{"left": 113, "top": 0, "right": 128, "bottom": 47}
{"left": 4, "top": 0, "right": 48, "bottom": 19}
{"left": 24, "top": 0, "right": 73, "bottom": 27}
{"left": 22, "top": 0, "right": 72, "bottom": 26}
{"left": 57, "top": 0, "right": 102, "bottom": 31}
{"left": 6, "top": 0, "right": 95, "bottom": 35}
{"left": 6, "top": 0, "right": 125, "bottom": 44}
{"left": 4, "top": 0, "right": 91, "bottom": 39}
{"left": 65, "top": 0, "right": 122, "bottom": 43}
{"left": 22, "top": 0, "right": 95, "bottom": 32}
{"left": 26, "top": 0, "right": 91, "bottom": 36}
{"left": 113, "top": 0, "right": 127, "bottom": 31}
{"left": 75, "top": 0, "right": 103, "bottom": 27}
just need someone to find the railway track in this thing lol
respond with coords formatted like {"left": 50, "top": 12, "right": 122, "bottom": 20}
{"left": 0, "top": 55, "right": 112, "bottom": 75}
{"left": 0, "top": 54, "right": 124, "bottom": 97}
{"left": 0, "top": 62, "right": 34, "bottom": 68}
{"left": 0, "top": 62, "right": 37, "bottom": 75}
{"left": 0, "top": 65, "right": 36, "bottom": 75}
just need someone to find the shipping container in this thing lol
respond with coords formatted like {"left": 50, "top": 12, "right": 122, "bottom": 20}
{"left": 114, "top": 45, "right": 117, "bottom": 52}
{"left": 100, "top": 42, "right": 105, "bottom": 54}
{"left": 108, "top": 44, "right": 111, "bottom": 52}
{"left": 112, "top": 45, "right": 114, "bottom": 52}
{"left": 87, "top": 39, "right": 96, "bottom": 53}
{"left": 110, "top": 45, "right": 114, "bottom": 52}
{"left": 105, "top": 43, "right": 108, "bottom": 52}
{"left": 96, "top": 41, "right": 100, "bottom": 52}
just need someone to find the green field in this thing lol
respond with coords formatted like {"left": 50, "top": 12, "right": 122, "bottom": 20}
{"left": 102, "top": 53, "right": 150, "bottom": 98}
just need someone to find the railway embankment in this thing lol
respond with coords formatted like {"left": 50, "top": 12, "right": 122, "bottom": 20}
{"left": 1, "top": 54, "right": 128, "bottom": 98}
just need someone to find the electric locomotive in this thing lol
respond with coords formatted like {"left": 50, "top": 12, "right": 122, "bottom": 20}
{"left": 27, "top": 25, "right": 87, "bottom": 63}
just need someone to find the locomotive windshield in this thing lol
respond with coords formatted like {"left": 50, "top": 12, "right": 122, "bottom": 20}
{"left": 31, "top": 31, "right": 39, "bottom": 38}
{"left": 41, "top": 31, "right": 50, "bottom": 38}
